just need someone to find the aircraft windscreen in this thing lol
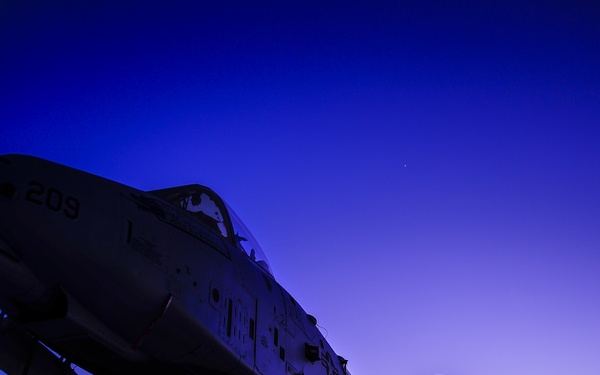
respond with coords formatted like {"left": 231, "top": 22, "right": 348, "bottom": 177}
{"left": 148, "top": 185, "right": 273, "bottom": 275}
{"left": 225, "top": 202, "right": 273, "bottom": 276}
{"left": 177, "top": 192, "right": 228, "bottom": 238}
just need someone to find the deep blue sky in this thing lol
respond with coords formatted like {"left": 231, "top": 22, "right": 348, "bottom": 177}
{"left": 2, "top": 1, "right": 600, "bottom": 374}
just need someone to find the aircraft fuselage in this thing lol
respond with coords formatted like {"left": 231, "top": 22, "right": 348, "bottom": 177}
{"left": 0, "top": 155, "right": 349, "bottom": 375}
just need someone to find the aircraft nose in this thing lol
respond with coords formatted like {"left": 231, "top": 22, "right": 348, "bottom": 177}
{"left": 0, "top": 159, "right": 32, "bottom": 299}
{"left": 0, "top": 182, "right": 16, "bottom": 200}
{"left": 0, "top": 170, "right": 18, "bottom": 259}
{"left": 0, "top": 155, "right": 17, "bottom": 201}
{"left": 0, "top": 161, "right": 19, "bottom": 256}
{"left": 0, "top": 175, "right": 47, "bottom": 306}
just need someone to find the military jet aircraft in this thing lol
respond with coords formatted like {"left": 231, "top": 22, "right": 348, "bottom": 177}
{"left": 0, "top": 154, "right": 351, "bottom": 375}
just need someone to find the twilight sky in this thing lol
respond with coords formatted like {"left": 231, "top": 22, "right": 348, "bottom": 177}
{"left": 1, "top": 1, "right": 600, "bottom": 374}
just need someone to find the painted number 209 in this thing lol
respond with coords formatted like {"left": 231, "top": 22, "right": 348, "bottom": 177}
{"left": 25, "top": 181, "right": 80, "bottom": 220}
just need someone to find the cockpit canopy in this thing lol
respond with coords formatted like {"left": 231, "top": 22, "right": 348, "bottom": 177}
{"left": 149, "top": 184, "right": 273, "bottom": 275}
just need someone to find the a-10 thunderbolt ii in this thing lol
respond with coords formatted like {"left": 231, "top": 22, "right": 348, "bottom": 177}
{"left": 0, "top": 154, "right": 351, "bottom": 375}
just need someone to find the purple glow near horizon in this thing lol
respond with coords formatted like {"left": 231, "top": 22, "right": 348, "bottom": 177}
{"left": 1, "top": 2, "right": 599, "bottom": 374}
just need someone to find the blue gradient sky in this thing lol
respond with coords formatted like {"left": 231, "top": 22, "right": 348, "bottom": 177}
{"left": 2, "top": 1, "right": 600, "bottom": 374}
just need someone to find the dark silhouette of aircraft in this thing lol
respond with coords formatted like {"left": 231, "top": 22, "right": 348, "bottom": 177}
{"left": 0, "top": 155, "right": 351, "bottom": 375}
